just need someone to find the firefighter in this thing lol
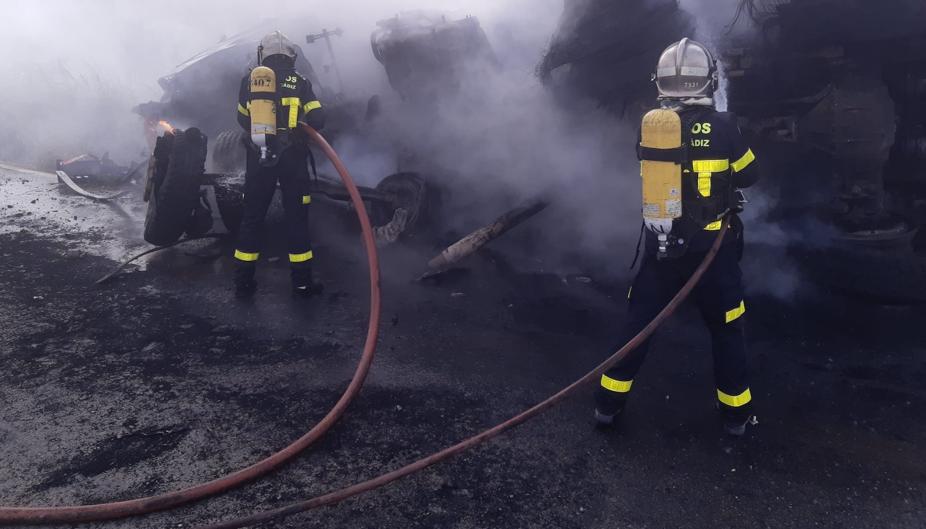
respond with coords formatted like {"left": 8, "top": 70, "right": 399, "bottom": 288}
{"left": 234, "top": 31, "right": 326, "bottom": 299}
{"left": 595, "top": 38, "right": 760, "bottom": 436}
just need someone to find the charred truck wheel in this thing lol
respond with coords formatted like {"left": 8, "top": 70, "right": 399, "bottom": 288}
{"left": 370, "top": 172, "right": 430, "bottom": 243}
{"left": 211, "top": 129, "right": 247, "bottom": 173}
{"left": 212, "top": 174, "right": 245, "bottom": 235}
{"left": 143, "top": 128, "right": 209, "bottom": 246}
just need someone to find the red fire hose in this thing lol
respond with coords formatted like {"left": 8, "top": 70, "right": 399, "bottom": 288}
{"left": 197, "top": 220, "right": 732, "bottom": 529}
{"left": 0, "top": 125, "right": 382, "bottom": 525}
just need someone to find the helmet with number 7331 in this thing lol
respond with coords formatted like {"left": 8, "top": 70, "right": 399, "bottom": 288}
{"left": 653, "top": 37, "right": 718, "bottom": 100}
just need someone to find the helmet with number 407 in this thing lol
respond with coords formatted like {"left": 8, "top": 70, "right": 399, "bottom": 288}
{"left": 258, "top": 31, "right": 298, "bottom": 65}
{"left": 653, "top": 38, "right": 718, "bottom": 100}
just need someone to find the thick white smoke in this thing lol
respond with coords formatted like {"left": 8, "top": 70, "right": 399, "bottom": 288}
{"left": 0, "top": 0, "right": 637, "bottom": 274}
{"left": 678, "top": 0, "right": 815, "bottom": 299}
{"left": 1, "top": 0, "right": 803, "bottom": 289}
{"left": 0, "top": 1, "right": 556, "bottom": 163}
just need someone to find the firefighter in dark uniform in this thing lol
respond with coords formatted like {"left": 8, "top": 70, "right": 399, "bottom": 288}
{"left": 595, "top": 39, "right": 760, "bottom": 436}
{"left": 234, "top": 31, "right": 326, "bottom": 299}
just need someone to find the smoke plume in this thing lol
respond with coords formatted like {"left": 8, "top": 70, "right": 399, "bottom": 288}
{"left": 0, "top": 0, "right": 805, "bottom": 292}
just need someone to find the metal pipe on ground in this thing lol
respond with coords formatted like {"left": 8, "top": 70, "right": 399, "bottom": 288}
{"left": 424, "top": 199, "right": 549, "bottom": 274}
{"left": 197, "top": 219, "right": 732, "bottom": 529}
{"left": 0, "top": 125, "right": 383, "bottom": 525}
{"left": 95, "top": 235, "right": 227, "bottom": 285}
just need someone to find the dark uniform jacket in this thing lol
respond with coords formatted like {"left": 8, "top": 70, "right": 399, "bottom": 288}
{"left": 641, "top": 105, "right": 759, "bottom": 255}
{"left": 236, "top": 67, "right": 326, "bottom": 153}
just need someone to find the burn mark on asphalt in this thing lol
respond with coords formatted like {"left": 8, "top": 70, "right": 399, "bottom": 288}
{"left": 33, "top": 426, "right": 190, "bottom": 491}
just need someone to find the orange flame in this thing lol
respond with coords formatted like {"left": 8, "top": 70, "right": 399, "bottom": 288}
{"left": 158, "top": 120, "right": 176, "bottom": 134}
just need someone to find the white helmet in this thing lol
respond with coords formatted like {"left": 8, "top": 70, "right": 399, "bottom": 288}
{"left": 258, "top": 31, "right": 298, "bottom": 64}
{"left": 654, "top": 38, "right": 718, "bottom": 100}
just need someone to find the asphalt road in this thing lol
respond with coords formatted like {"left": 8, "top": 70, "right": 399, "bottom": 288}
{"left": 1, "top": 167, "right": 924, "bottom": 529}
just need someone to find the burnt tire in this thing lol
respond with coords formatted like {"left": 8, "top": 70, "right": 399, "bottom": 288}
{"left": 370, "top": 172, "right": 429, "bottom": 239}
{"left": 211, "top": 129, "right": 246, "bottom": 173}
{"left": 185, "top": 198, "right": 214, "bottom": 238}
{"left": 143, "top": 128, "right": 208, "bottom": 246}
{"left": 213, "top": 176, "right": 245, "bottom": 235}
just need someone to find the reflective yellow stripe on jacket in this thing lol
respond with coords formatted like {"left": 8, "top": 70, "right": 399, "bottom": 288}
{"left": 691, "top": 159, "right": 730, "bottom": 198}
{"left": 281, "top": 97, "right": 301, "bottom": 128}
{"left": 303, "top": 100, "right": 321, "bottom": 113}
{"left": 237, "top": 103, "right": 249, "bottom": 117}
{"left": 732, "top": 149, "right": 756, "bottom": 173}
{"left": 725, "top": 300, "right": 746, "bottom": 323}
{"left": 692, "top": 158, "right": 735, "bottom": 231}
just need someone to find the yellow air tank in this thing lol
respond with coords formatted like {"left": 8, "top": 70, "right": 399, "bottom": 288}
{"left": 640, "top": 108, "right": 683, "bottom": 249}
{"left": 249, "top": 66, "right": 277, "bottom": 162}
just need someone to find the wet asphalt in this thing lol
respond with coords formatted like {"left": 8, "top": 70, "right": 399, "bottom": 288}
{"left": 0, "top": 167, "right": 924, "bottom": 529}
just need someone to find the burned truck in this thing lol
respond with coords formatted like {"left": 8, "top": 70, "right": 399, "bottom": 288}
{"left": 721, "top": 0, "right": 926, "bottom": 238}
{"left": 134, "top": 27, "right": 366, "bottom": 174}
{"left": 138, "top": 14, "right": 500, "bottom": 251}
{"left": 136, "top": 13, "right": 491, "bottom": 250}
{"left": 371, "top": 11, "right": 497, "bottom": 103}
{"left": 541, "top": 0, "right": 926, "bottom": 300}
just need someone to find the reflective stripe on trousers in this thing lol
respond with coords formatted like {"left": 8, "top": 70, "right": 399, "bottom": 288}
{"left": 289, "top": 250, "right": 314, "bottom": 264}
{"left": 234, "top": 250, "right": 259, "bottom": 262}
{"left": 600, "top": 374, "right": 633, "bottom": 394}
{"left": 718, "top": 387, "right": 752, "bottom": 407}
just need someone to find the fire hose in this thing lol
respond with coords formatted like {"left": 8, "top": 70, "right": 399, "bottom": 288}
{"left": 197, "top": 218, "right": 731, "bottom": 529}
{"left": 0, "top": 125, "right": 382, "bottom": 525}
{"left": 2, "top": 122, "right": 728, "bottom": 526}
{"left": 55, "top": 170, "right": 130, "bottom": 201}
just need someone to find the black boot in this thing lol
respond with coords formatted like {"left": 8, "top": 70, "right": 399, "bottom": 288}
{"left": 721, "top": 405, "right": 757, "bottom": 437}
{"left": 291, "top": 266, "right": 323, "bottom": 298}
{"left": 594, "top": 389, "right": 627, "bottom": 430}
{"left": 234, "top": 264, "right": 257, "bottom": 300}
{"left": 723, "top": 413, "right": 757, "bottom": 437}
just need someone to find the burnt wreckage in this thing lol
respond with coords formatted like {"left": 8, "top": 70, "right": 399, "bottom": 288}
{"left": 372, "top": 12, "right": 497, "bottom": 103}
{"left": 138, "top": 14, "right": 495, "bottom": 249}
{"left": 541, "top": 0, "right": 926, "bottom": 300}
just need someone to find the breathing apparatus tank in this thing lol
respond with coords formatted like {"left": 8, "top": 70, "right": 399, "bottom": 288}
{"left": 639, "top": 108, "right": 684, "bottom": 257}
{"left": 249, "top": 66, "right": 278, "bottom": 165}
